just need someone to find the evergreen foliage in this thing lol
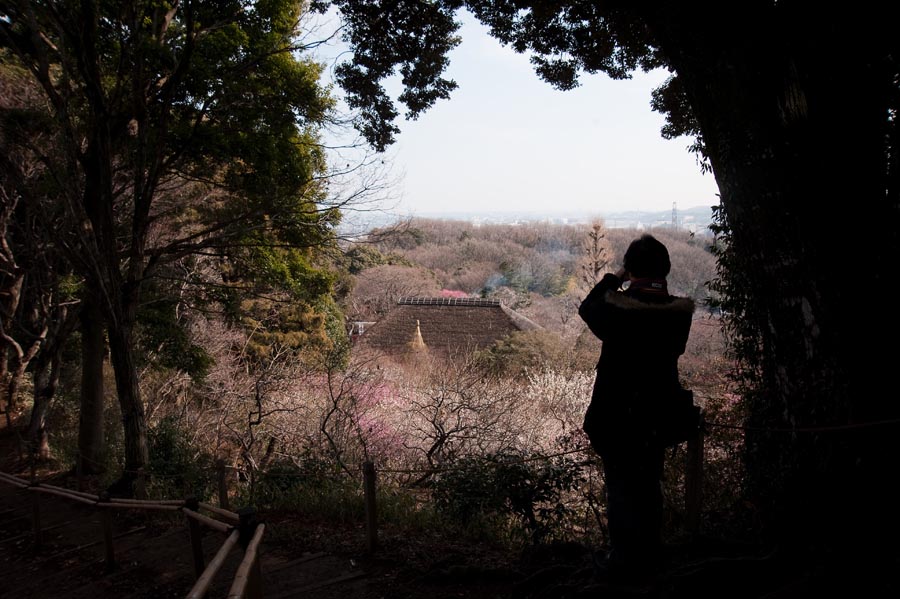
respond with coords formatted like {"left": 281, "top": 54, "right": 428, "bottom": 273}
{"left": 0, "top": 0, "right": 349, "bottom": 475}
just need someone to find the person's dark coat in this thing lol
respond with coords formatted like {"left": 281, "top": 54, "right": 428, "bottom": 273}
{"left": 579, "top": 273, "right": 695, "bottom": 455}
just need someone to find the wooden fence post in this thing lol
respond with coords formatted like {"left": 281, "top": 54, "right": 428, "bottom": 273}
{"left": 684, "top": 415, "right": 705, "bottom": 535}
{"left": 363, "top": 461, "right": 378, "bottom": 554}
{"left": 30, "top": 454, "right": 41, "bottom": 548}
{"left": 237, "top": 507, "right": 263, "bottom": 599}
{"left": 186, "top": 496, "right": 206, "bottom": 580}
{"left": 216, "top": 460, "right": 230, "bottom": 511}
{"left": 30, "top": 487, "right": 42, "bottom": 549}
{"left": 134, "top": 467, "right": 147, "bottom": 500}
{"left": 76, "top": 450, "right": 85, "bottom": 493}
{"left": 99, "top": 492, "right": 116, "bottom": 571}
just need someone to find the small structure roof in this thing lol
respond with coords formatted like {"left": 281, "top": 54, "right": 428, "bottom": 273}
{"left": 358, "top": 297, "right": 542, "bottom": 357}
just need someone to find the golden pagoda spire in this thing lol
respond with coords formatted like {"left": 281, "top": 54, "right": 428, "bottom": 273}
{"left": 410, "top": 319, "right": 427, "bottom": 352}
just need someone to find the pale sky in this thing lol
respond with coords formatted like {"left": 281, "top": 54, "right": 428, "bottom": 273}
{"left": 315, "top": 11, "right": 720, "bottom": 218}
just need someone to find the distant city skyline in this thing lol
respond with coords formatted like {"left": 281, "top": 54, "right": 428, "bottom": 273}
{"left": 314, "top": 9, "right": 721, "bottom": 218}
{"left": 337, "top": 204, "right": 716, "bottom": 237}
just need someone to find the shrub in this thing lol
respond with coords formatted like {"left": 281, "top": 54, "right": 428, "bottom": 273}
{"left": 147, "top": 416, "right": 215, "bottom": 500}
{"left": 431, "top": 452, "right": 585, "bottom": 544}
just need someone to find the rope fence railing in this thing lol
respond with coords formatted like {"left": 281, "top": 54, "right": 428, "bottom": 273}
{"left": 703, "top": 417, "right": 900, "bottom": 434}
{"left": 358, "top": 407, "right": 841, "bottom": 549}
{"left": 357, "top": 417, "right": 712, "bottom": 550}
{"left": 62, "top": 407, "right": 896, "bottom": 537}
{"left": 373, "top": 445, "right": 593, "bottom": 476}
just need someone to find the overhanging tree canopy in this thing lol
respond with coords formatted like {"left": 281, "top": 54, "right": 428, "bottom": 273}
{"left": 318, "top": 0, "right": 900, "bottom": 572}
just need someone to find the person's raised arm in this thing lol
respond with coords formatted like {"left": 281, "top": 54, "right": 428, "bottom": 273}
{"left": 578, "top": 269, "right": 628, "bottom": 340}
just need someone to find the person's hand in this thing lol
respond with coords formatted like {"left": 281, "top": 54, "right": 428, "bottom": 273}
{"left": 615, "top": 268, "right": 628, "bottom": 281}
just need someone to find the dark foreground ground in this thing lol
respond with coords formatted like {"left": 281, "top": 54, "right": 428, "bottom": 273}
{"left": 2, "top": 426, "right": 896, "bottom": 599}
{"left": 0, "top": 476, "right": 788, "bottom": 599}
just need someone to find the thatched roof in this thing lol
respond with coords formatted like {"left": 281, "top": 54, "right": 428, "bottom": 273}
{"left": 358, "top": 297, "right": 542, "bottom": 357}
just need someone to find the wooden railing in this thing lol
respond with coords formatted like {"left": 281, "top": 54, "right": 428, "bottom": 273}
{"left": 0, "top": 470, "right": 265, "bottom": 598}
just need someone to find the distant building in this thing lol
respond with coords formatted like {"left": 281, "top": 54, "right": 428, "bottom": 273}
{"left": 348, "top": 321, "right": 376, "bottom": 342}
{"left": 358, "top": 297, "right": 542, "bottom": 358}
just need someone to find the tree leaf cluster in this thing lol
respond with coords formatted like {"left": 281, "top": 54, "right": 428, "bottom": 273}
{"left": 314, "top": 0, "right": 462, "bottom": 151}
{"left": 0, "top": 0, "right": 352, "bottom": 475}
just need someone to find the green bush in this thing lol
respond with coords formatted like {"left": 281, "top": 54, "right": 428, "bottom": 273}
{"left": 147, "top": 416, "right": 215, "bottom": 500}
{"left": 245, "top": 453, "right": 363, "bottom": 522}
{"left": 431, "top": 452, "right": 585, "bottom": 544}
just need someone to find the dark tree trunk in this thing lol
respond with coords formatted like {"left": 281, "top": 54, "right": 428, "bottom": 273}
{"left": 4, "top": 323, "right": 45, "bottom": 430}
{"left": 27, "top": 349, "right": 55, "bottom": 460}
{"left": 81, "top": 112, "right": 150, "bottom": 488}
{"left": 0, "top": 271, "right": 24, "bottom": 416}
{"left": 107, "top": 318, "right": 149, "bottom": 484}
{"left": 0, "top": 345, "right": 7, "bottom": 426}
{"left": 78, "top": 291, "right": 106, "bottom": 474}
{"left": 4, "top": 358, "right": 25, "bottom": 418}
{"left": 647, "top": 4, "right": 900, "bottom": 567}
{"left": 0, "top": 193, "right": 24, "bottom": 419}
{"left": 27, "top": 305, "right": 78, "bottom": 460}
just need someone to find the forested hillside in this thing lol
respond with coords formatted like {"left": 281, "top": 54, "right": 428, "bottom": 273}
{"left": 343, "top": 218, "right": 718, "bottom": 331}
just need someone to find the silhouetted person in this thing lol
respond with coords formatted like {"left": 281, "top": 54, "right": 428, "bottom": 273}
{"left": 579, "top": 234, "right": 694, "bottom": 585}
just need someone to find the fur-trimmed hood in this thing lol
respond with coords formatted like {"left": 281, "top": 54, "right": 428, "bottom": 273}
{"left": 605, "top": 290, "right": 696, "bottom": 314}
{"left": 578, "top": 273, "right": 695, "bottom": 361}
